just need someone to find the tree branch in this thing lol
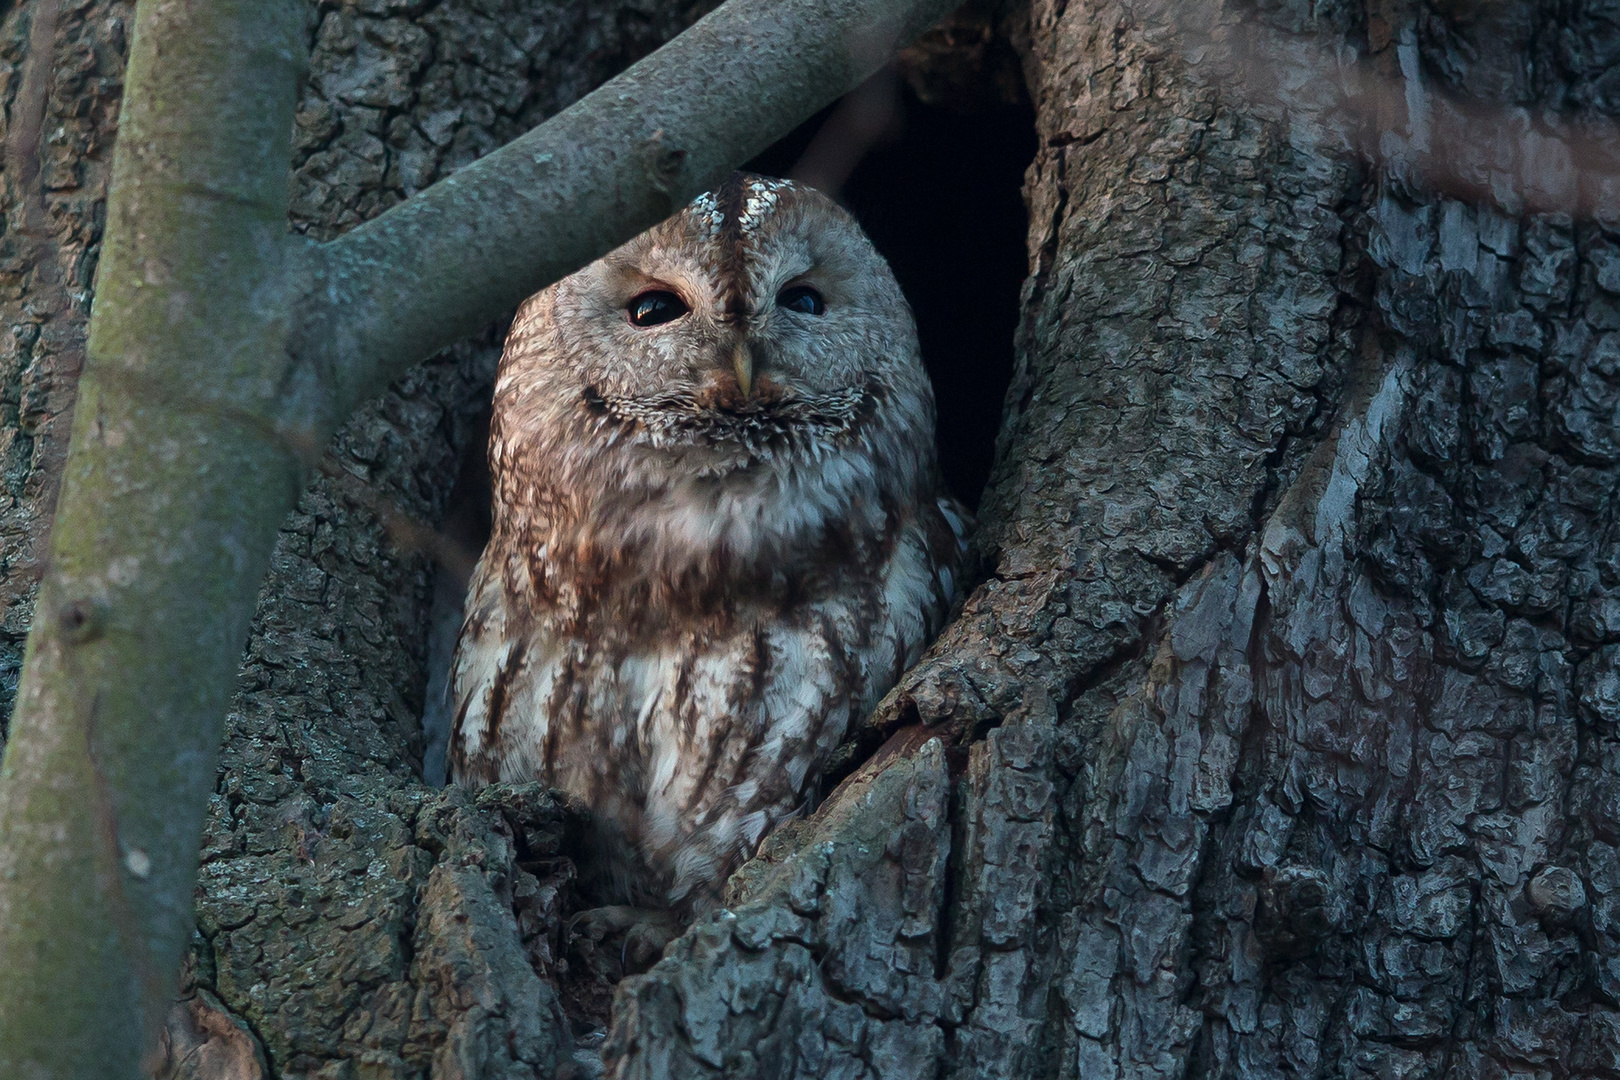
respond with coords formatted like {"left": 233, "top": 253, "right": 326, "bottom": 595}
{"left": 0, "top": 1, "right": 309, "bottom": 1076}
{"left": 303, "top": 0, "right": 962, "bottom": 431}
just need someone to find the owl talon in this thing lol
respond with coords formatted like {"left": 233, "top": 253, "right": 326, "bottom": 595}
{"left": 567, "top": 905, "right": 681, "bottom": 978}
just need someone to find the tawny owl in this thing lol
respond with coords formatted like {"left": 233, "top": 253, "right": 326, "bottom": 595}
{"left": 449, "top": 173, "right": 966, "bottom": 909}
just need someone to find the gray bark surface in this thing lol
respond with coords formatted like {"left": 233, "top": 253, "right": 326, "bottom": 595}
{"left": 3, "top": 0, "right": 1620, "bottom": 1077}
{"left": 608, "top": 731, "right": 955, "bottom": 1080}
{"left": 607, "top": 1, "right": 1620, "bottom": 1076}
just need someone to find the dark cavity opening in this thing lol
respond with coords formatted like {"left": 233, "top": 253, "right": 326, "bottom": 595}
{"left": 748, "top": 71, "right": 1035, "bottom": 510}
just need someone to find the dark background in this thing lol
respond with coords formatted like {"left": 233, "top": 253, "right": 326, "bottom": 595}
{"left": 750, "top": 83, "right": 1034, "bottom": 509}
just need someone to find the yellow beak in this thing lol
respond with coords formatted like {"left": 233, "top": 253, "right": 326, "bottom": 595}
{"left": 732, "top": 340, "right": 753, "bottom": 397}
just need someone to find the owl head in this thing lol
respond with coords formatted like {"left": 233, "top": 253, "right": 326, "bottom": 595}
{"left": 491, "top": 174, "right": 940, "bottom": 575}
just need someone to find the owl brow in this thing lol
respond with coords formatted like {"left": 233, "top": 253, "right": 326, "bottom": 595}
{"left": 679, "top": 174, "right": 804, "bottom": 322}
{"left": 617, "top": 269, "right": 686, "bottom": 298}
{"left": 712, "top": 175, "right": 753, "bottom": 324}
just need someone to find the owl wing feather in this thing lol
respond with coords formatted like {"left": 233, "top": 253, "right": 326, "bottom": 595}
{"left": 449, "top": 499, "right": 960, "bottom": 906}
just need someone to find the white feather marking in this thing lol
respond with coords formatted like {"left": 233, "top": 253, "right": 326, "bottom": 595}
{"left": 738, "top": 810, "right": 769, "bottom": 847}
{"left": 739, "top": 178, "right": 793, "bottom": 234}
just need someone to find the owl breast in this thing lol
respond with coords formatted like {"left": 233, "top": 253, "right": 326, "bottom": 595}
{"left": 448, "top": 174, "right": 966, "bottom": 907}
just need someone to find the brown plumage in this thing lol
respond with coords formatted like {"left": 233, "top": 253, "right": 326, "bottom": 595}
{"left": 450, "top": 174, "right": 966, "bottom": 908}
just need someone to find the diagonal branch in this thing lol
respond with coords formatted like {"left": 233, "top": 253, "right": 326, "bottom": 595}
{"left": 301, "top": 0, "right": 962, "bottom": 432}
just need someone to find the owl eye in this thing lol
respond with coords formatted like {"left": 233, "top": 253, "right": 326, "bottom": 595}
{"left": 627, "top": 290, "right": 689, "bottom": 327}
{"left": 776, "top": 284, "right": 826, "bottom": 316}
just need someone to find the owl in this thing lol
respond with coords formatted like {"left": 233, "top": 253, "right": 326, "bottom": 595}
{"left": 448, "top": 173, "right": 966, "bottom": 910}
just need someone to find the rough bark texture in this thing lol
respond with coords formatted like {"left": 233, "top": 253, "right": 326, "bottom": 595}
{"left": 608, "top": 0, "right": 1620, "bottom": 1076}
{"left": 607, "top": 731, "right": 956, "bottom": 1079}
{"left": 5, "top": 0, "right": 1620, "bottom": 1077}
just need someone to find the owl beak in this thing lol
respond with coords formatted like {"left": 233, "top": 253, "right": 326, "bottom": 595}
{"left": 731, "top": 340, "right": 754, "bottom": 397}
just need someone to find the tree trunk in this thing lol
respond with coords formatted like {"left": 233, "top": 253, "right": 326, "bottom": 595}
{"left": 4, "top": 0, "right": 1619, "bottom": 1078}
{"left": 605, "top": 0, "right": 1620, "bottom": 1075}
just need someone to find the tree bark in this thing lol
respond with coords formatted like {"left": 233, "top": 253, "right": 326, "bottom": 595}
{"left": 3, "top": 0, "right": 1620, "bottom": 1078}
{"left": 606, "top": 0, "right": 1620, "bottom": 1076}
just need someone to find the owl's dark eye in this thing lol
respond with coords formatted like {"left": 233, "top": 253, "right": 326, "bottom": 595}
{"left": 776, "top": 284, "right": 826, "bottom": 316}
{"left": 627, "top": 290, "right": 689, "bottom": 327}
